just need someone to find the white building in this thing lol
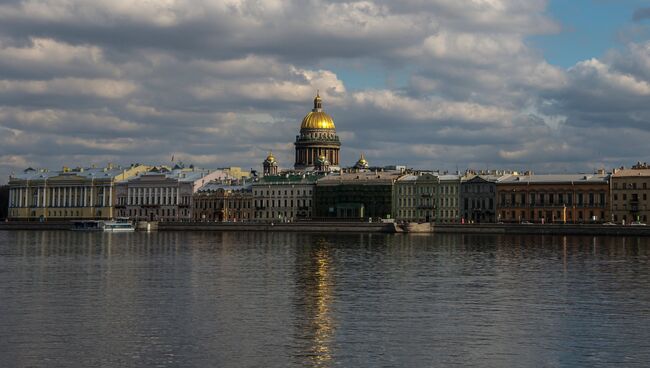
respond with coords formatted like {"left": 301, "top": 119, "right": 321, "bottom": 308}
{"left": 252, "top": 173, "right": 321, "bottom": 222}
{"left": 115, "top": 166, "right": 229, "bottom": 221}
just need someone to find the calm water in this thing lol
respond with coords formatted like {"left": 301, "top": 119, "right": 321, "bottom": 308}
{"left": 1, "top": 231, "right": 649, "bottom": 367}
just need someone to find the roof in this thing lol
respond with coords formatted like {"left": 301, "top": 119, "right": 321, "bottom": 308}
{"left": 498, "top": 174, "right": 609, "bottom": 184}
{"left": 462, "top": 174, "right": 505, "bottom": 183}
{"left": 316, "top": 170, "right": 403, "bottom": 186}
{"left": 197, "top": 182, "right": 252, "bottom": 192}
{"left": 10, "top": 166, "right": 137, "bottom": 181}
{"left": 612, "top": 169, "right": 650, "bottom": 178}
{"left": 438, "top": 174, "right": 461, "bottom": 182}
{"left": 120, "top": 168, "right": 225, "bottom": 183}
{"left": 255, "top": 173, "right": 322, "bottom": 185}
{"left": 396, "top": 175, "right": 418, "bottom": 182}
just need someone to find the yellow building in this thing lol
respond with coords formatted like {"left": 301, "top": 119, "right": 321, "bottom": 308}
{"left": 7, "top": 164, "right": 150, "bottom": 221}
{"left": 611, "top": 164, "right": 650, "bottom": 224}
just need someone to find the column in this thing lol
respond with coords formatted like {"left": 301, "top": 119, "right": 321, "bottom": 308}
{"left": 128, "top": 188, "right": 132, "bottom": 206}
{"left": 108, "top": 186, "right": 113, "bottom": 207}
{"left": 102, "top": 187, "right": 106, "bottom": 207}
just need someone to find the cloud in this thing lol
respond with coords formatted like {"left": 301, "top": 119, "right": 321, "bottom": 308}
{"left": 0, "top": 0, "right": 647, "bottom": 181}
{"left": 633, "top": 7, "right": 650, "bottom": 22}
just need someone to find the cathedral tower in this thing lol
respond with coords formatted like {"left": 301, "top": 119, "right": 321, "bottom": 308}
{"left": 294, "top": 92, "right": 341, "bottom": 171}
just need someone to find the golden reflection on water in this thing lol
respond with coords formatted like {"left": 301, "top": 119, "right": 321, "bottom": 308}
{"left": 310, "top": 245, "right": 334, "bottom": 367}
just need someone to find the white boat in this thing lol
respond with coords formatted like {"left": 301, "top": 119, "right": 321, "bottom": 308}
{"left": 101, "top": 218, "right": 135, "bottom": 232}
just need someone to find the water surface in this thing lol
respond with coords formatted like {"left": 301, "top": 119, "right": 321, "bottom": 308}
{"left": 1, "top": 231, "right": 649, "bottom": 367}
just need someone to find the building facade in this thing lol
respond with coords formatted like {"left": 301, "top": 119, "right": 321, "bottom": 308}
{"left": 193, "top": 182, "right": 253, "bottom": 222}
{"left": 252, "top": 174, "right": 320, "bottom": 222}
{"left": 294, "top": 93, "right": 341, "bottom": 171}
{"left": 115, "top": 167, "right": 228, "bottom": 222}
{"left": 7, "top": 164, "right": 149, "bottom": 221}
{"left": 437, "top": 174, "right": 461, "bottom": 223}
{"left": 394, "top": 173, "right": 438, "bottom": 222}
{"left": 460, "top": 175, "right": 499, "bottom": 223}
{"left": 496, "top": 173, "right": 609, "bottom": 223}
{"left": 610, "top": 165, "right": 650, "bottom": 224}
{"left": 314, "top": 171, "right": 403, "bottom": 220}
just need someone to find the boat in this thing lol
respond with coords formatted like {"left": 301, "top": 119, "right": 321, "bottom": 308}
{"left": 70, "top": 218, "right": 135, "bottom": 232}
{"left": 101, "top": 218, "right": 135, "bottom": 232}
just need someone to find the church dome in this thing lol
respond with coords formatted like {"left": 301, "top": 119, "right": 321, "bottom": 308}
{"left": 354, "top": 153, "right": 369, "bottom": 169}
{"left": 264, "top": 151, "right": 277, "bottom": 165}
{"left": 300, "top": 92, "right": 336, "bottom": 130}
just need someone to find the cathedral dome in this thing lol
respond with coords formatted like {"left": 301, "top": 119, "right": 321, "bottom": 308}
{"left": 300, "top": 92, "right": 335, "bottom": 130}
{"left": 301, "top": 111, "right": 335, "bottom": 130}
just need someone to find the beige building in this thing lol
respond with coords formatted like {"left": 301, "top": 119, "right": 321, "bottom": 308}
{"left": 7, "top": 164, "right": 149, "bottom": 221}
{"left": 611, "top": 165, "right": 650, "bottom": 224}
{"left": 394, "top": 173, "right": 438, "bottom": 222}
{"left": 497, "top": 173, "right": 609, "bottom": 223}
{"left": 193, "top": 182, "right": 253, "bottom": 222}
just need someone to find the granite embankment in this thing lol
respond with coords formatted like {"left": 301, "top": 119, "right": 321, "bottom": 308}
{"left": 2, "top": 221, "right": 650, "bottom": 236}
{"left": 159, "top": 221, "right": 393, "bottom": 233}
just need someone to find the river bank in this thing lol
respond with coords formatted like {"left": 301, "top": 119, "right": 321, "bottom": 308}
{"left": 3, "top": 221, "right": 650, "bottom": 236}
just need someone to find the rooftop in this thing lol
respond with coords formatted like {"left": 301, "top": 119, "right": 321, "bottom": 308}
{"left": 10, "top": 165, "right": 145, "bottom": 181}
{"left": 498, "top": 174, "right": 609, "bottom": 184}
{"left": 612, "top": 169, "right": 650, "bottom": 177}
{"left": 317, "top": 170, "right": 403, "bottom": 185}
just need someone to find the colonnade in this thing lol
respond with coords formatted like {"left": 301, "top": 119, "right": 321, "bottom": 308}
{"left": 295, "top": 147, "right": 339, "bottom": 166}
{"left": 126, "top": 186, "right": 181, "bottom": 206}
{"left": 8, "top": 185, "right": 113, "bottom": 208}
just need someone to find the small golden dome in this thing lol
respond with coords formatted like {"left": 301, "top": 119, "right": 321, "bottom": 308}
{"left": 264, "top": 151, "right": 276, "bottom": 163}
{"left": 355, "top": 153, "right": 369, "bottom": 169}
{"left": 300, "top": 91, "right": 336, "bottom": 130}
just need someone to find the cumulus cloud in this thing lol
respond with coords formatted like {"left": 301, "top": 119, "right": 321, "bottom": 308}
{"left": 0, "top": 0, "right": 648, "bottom": 181}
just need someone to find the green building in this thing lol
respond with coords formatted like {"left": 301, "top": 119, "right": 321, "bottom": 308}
{"left": 314, "top": 171, "right": 403, "bottom": 220}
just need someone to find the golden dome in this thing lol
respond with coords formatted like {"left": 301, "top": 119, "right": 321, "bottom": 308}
{"left": 300, "top": 91, "right": 336, "bottom": 130}
{"left": 301, "top": 111, "right": 335, "bottom": 130}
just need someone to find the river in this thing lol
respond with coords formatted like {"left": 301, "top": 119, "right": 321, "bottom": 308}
{"left": 1, "top": 231, "right": 649, "bottom": 367}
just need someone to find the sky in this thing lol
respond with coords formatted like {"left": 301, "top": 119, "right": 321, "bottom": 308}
{"left": 1, "top": 0, "right": 650, "bottom": 183}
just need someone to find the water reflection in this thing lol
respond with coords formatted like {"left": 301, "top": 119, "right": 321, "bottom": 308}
{"left": 293, "top": 237, "right": 335, "bottom": 367}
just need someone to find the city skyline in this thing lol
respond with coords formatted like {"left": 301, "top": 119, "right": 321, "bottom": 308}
{"left": 1, "top": 0, "right": 650, "bottom": 183}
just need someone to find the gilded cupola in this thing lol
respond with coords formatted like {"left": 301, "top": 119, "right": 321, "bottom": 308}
{"left": 300, "top": 91, "right": 336, "bottom": 130}
{"left": 354, "top": 153, "right": 369, "bottom": 170}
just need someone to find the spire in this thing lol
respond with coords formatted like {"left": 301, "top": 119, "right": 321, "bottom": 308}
{"left": 313, "top": 90, "right": 322, "bottom": 112}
